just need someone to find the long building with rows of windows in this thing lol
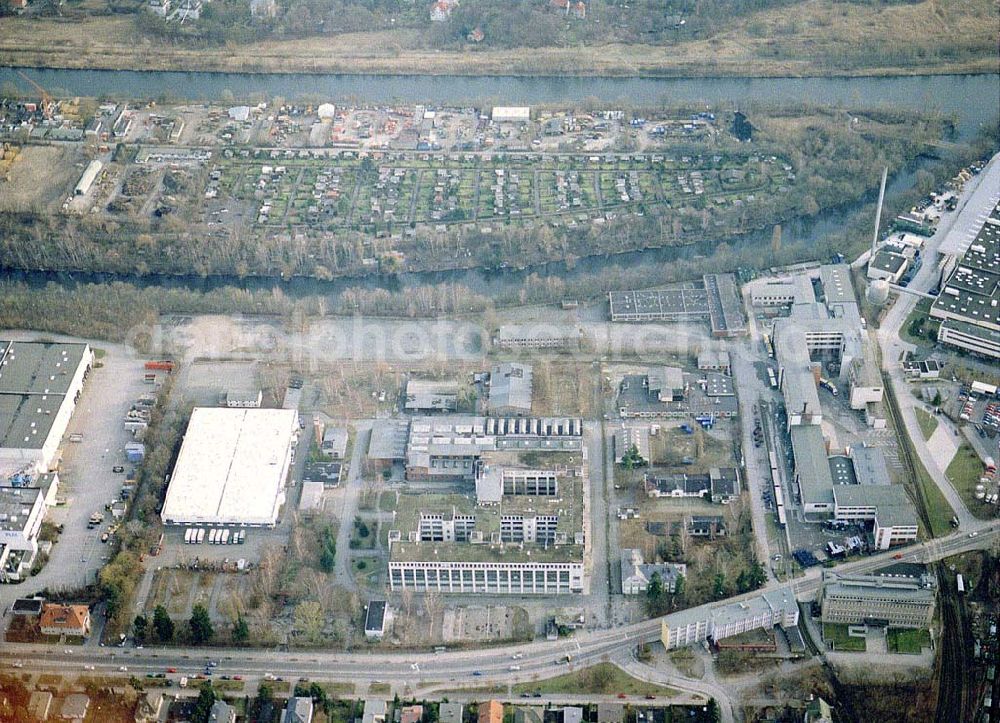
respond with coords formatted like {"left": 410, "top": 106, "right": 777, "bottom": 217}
{"left": 387, "top": 450, "right": 588, "bottom": 594}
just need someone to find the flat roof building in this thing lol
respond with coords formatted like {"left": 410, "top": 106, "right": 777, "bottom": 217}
{"left": 930, "top": 204, "right": 1000, "bottom": 359}
{"left": 161, "top": 407, "right": 297, "bottom": 527}
{"left": 661, "top": 585, "right": 798, "bottom": 650}
{"left": 0, "top": 340, "right": 93, "bottom": 472}
{"left": 820, "top": 570, "right": 936, "bottom": 629}
{"left": 405, "top": 379, "right": 459, "bottom": 413}
{"left": 790, "top": 425, "right": 834, "bottom": 513}
{"left": 364, "top": 600, "right": 387, "bottom": 639}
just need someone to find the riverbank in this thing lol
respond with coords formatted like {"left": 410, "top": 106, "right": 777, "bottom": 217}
{"left": 1, "top": 0, "right": 995, "bottom": 80}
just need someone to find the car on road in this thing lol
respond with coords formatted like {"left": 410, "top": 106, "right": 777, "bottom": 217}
{"left": 233, "top": 675, "right": 243, "bottom": 681}
{"left": 12, "top": 662, "right": 23, "bottom": 668}
{"left": 893, "top": 553, "right": 904, "bottom": 560}
{"left": 645, "top": 695, "right": 656, "bottom": 700}
{"left": 84, "top": 665, "right": 95, "bottom": 670}
{"left": 166, "top": 668, "right": 176, "bottom": 673}
{"left": 521, "top": 693, "right": 532, "bottom": 699}
{"left": 112, "top": 465, "right": 125, "bottom": 473}
{"left": 617, "top": 693, "right": 627, "bottom": 699}
{"left": 119, "top": 666, "right": 128, "bottom": 672}
{"left": 511, "top": 653, "right": 524, "bottom": 660}
{"left": 472, "top": 671, "right": 482, "bottom": 676}
{"left": 970, "top": 532, "right": 979, "bottom": 538}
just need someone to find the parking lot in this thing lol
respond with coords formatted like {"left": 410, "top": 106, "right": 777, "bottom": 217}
{"left": 0, "top": 339, "right": 147, "bottom": 614}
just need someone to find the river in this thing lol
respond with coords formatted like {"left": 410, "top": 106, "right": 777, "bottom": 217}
{"left": 1, "top": 69, "right": 997, "bottom": 300}
{"left": 3, "top": 69, "right": 998, "bottom": 139}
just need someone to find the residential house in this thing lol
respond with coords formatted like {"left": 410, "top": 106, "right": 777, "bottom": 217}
{"left": 439, "top": 703, "right": 464, "bottom": 723}
{"left": 621, "top": 549, "right": 686, "bottom": 595}
{"left": 283, "top": 697, "right": 314, "bottom": 723}
{"left": 27, "top": 691, "right": 52, "bottom": 721}
{"left": 321, "top": 427, "right": 349, "bottom": 459}
{"left": 60, "top": 694, "right": 90, "bottom": 720}
{"left": 479, "top": 700, "right": 504, "bottom": 723}
{"left": 687, "top": 515, "right": 726, "bottom": 539}
{"left": 400, "top": 705, "right": 424, "bottom": 723}
{"left": 209, "top": 700, "right": 237, "bottom": 723}
{"left": 363, "top": 699, "right": 388, "bottom": 723}
{"left": 39, "top": 603, "right": 91, "bottom": 638}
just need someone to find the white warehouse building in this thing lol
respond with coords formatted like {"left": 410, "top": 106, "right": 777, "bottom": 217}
{"left": 0, "top": 340, "right": 93, "bottom": 473}
{"left": 74, "top": 160, "right": 103, "bottom": 196}
{"left": 161, "top": 407, "right": 298, "bottom": 527}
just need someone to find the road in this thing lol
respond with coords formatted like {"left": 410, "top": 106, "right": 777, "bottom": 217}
{"left": 6, "top": 523, "right": 998, "bottom": 722}
{"left": 875, "top": 150, "right": 1000, "bottom": 529}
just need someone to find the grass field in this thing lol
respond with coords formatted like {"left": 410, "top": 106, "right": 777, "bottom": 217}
{"left": 912, "top": 453, "right": 956, "bottom": 537}
{"left": 0, "top": 1, "right": 993, "bottom": 78}
{"left": 887, "top": 627, "right": 931, "bottom": 654}
{"left": 947, "top": 444, "right": 989, "bottom": 518}
{"left": 915, "top": 409, "right": 938, "bottom": 441}
{"left": 822, "top": 623, "right": 866, "bottom": 652}
{"left": 512, "top": 663, "right": 677, "bottom": 697}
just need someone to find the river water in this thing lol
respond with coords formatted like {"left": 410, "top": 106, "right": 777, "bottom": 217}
{"left": 1, "top": 68, "right": 998, "bottom": 298}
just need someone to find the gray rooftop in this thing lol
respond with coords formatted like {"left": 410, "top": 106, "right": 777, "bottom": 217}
{"left": 833, "top": 484, "right": 918, "bottom": 527}
{"left": 790, "top": 424, "right": 834, "bottom": 508}
{"left": 368, "top": 419, "right": 409, "bottom": 461}
{"left": 0, "top": 340, "right": 90, "bottom": 451}
{"left": 405, "top": 379, "right": 459, "bottom": 412}
{"left": 0, "top": 486, "right": 41, "bottom": 532}
{"left": 488, "top": 362, "right": 533, "bottom": 413}
{"left": 850, "top": 445, "right": 891, "bottom": 486}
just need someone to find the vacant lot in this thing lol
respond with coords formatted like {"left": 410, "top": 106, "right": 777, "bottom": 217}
{"left": 0, "top": 145, "right": 80, "bottom": 212}
{"left": 512, "top": 663, "right": 677, "bottom": 697}
{"left": 915, "top": 409, "right": 938, "bottom": 441}
{"left": 946, "top": 443, "right": 989, "bottom": 519}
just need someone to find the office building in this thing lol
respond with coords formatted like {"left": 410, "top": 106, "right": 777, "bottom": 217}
{"left": 820, "top": 570, "right": 936, "bottom": 628}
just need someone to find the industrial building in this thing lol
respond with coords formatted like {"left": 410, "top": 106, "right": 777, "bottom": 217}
{"left": 819, "top": 570, "right": 936, "bottom": 629}
{"left": 660, "top": 585, "right": 799, "bottom": 650}
{"left": 608, "top": 274, "right": 747, "bottom": 337}
{"left": 0, "top": 485, "right": 45, "bottom": 583}
{"left": 74, "top": 160, "right": 103, "bottom": 196}
{"left": 404, "top": 379, "right": 459, "bottom": 413}
{"left": 493, "top": 325, "right": 581, "bottom": 350}
{"left": 388, "top": 453, "right": 587, "bottom": 594}
{"left": 931, "top": 203, "right": 1000, "bottom": 359}
{"left": 491, "top": 107, "right": 531, "bottom": 123}
{"left": 403, "top": 415, "right": 582, "bottom": 482}
{"left": 160, "top": 407, "right": 297, "bottom": 527}
{"left": 486, "top": 362, "right": 533, "bottom": 416}
{"left": 0, "top": 340, "right": 93, "bottom": 472}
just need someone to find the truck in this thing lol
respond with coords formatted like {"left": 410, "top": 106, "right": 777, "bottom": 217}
{"left": 209, "top": 529, "right": 218, "bottom": 545}
{"left": 144, "top": 360, "right": 175, "bottom": 373}
{"left": 220, "top": 529, "right": 230, "bottom": 545}
{"left": 679, "top": 423, "right": 694, "bottom": 434}
{"left": 184, "top": 529, "right": 194, "bottom": 544}
{"left": 179, "top": 677, "right": 188, "bottom": 689}
{"left": 196, "top": 528, "right": 205, "bottom": 544}
{"left": 819, "top": 378, "right": 838, "bottom": 396}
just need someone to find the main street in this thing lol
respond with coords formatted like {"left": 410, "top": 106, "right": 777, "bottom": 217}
{"left": 6, "top": 523, "right": 998, "bottom": 722}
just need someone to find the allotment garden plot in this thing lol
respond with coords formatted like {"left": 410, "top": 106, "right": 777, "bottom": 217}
{"left": 203, "top": 150, "right": 788, "bottom": 234}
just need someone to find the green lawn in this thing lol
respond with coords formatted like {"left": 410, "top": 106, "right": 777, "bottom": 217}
{"left": 887, "top": 627, "right": 931, "bottom": 654}
{"left": 822, "top": 624, "right": 866, "bottom": 652}
{"left": 915, "top": 408, "right": 938, "bottom": 440}
{"left": 912, "top": 454, "right": 956, "bottom": 538}
{"left": 946, "top": 443, "right": 989, "bottom": 518}
{"left": 512, "top": 663, "right": 677, "bottom": 697}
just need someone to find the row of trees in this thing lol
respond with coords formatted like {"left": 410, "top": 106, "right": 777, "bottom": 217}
{"left": 133, "top": 604, "right": 215, "bottom": 645}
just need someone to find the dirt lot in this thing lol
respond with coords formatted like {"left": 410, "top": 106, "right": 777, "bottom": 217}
{"left": 388, "top": 603, "right": 531, "bottom": 646}
{"left": 0, "top": 145, "right": 80, "bottom": 212}
{"left": 532, "top": 360, "right": 599, "bottom": 418}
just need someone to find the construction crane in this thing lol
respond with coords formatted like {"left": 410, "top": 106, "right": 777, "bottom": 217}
{"left": 16, "top": 70, "right": 53, "bottom": 119}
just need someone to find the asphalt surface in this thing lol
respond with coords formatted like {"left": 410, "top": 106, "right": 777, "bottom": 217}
{"left": 876, "top": 150, "right": 1000, "bottom": 529}
{"left": 6, "top": 522, "right": 998, "bottom": 723}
